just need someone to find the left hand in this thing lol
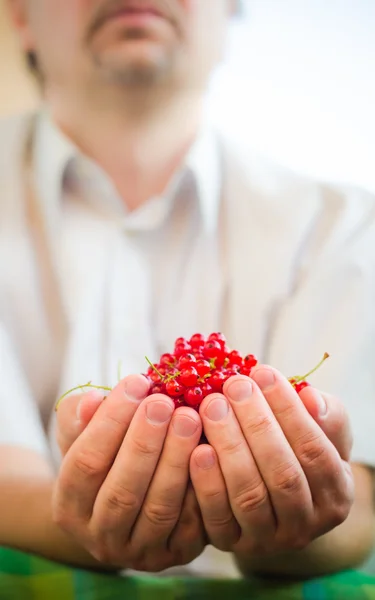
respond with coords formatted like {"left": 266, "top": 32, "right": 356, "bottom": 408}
{"left": 189, "top": 365, "right": 354, "bottom": 556}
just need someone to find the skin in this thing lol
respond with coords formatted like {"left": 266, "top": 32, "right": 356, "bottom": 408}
{"left": 54, "top": 373, "right": 374, "bottom": 575}
{"left": 3, "top": 0, "right": 374, "bottom": 575}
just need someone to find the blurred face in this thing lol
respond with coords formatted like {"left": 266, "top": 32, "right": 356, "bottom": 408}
{"left": 10, "top": 0, "right": 233, "bottom": 92}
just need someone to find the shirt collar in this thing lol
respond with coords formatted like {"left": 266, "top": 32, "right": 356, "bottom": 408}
{"left": 33, "top": 108, "right": 221, "bottom": 233}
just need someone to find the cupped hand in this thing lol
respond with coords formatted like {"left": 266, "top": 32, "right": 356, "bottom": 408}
{"left": 53, "top": 375, "right": 206, "bottom": 572}
{"left": 190, "top": 366, "right": 354, "bottom": 556}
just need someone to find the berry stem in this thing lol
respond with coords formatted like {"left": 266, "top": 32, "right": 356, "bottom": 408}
{"left": 54, "top": 381, "right": 112, "bottom": 412}
{"left": 117, "top": 360, "right": 123, "bottom": 382}
{"left": 289, "top": 352, "right": 330, "bottom": 385}
{"left": 145, "top": 356, "right": 165, "bottom": 381}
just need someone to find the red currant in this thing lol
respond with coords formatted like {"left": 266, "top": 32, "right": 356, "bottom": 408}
{"left": 203, "top": 340, "right": 223, "bottom": 361}
{"left": 208, "top": 332, "right": 226, "bottom": 348}
{"left": 244, "top": 354, "right": 258, "bottom": 369}
{"left": 201, "top": 382, "right": 213, "bottom": 397}
{"left": 228, "top": 350, "right": 243, "bottom": 366}
{"left": 178, "top": 353, "right": 196, "bottom": 368}
{"left": 174, "top": 341, "right": 192, "bottom": 357}
{"left": 294, "top": 381, "right": 311, "bottom": 393}
{"left": 150, "top": 384, "right": 166, "bottom": 395}
{"left": 189, "top": 333, "right": 206, "bottom": 348}
{"left": 160, "top": 353, "right": 176, "bottom": 367}
{"left": 195, "top": 359, "right": 211, "bottom": 377}
{"left": 209, "top": 370, "right": 226, "bottom": 391}
{"left": 184, "top": 387, "right": 204, "bottom": 407}
{"left": 166, "top": 380, "right": 185, "bottom": 397}
{"left": 179, "top": 367, "right": 199, "bottom": 387}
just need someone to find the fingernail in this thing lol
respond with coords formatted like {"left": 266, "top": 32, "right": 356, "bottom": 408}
{"left": 252, "top": 368, "right": 275, "bottom": 392}
{"left": 124, "top": 374, "right": 150, "bottom": 404}
{"left": 146, "top": 400, "right": 174, "bottom": 424}
{"left": 314, "top": 390, "right": 327, "bottom": 417}
{"left": 76, "top": 391, "right": 105, "bottom": 421}
{"left": 195, "top": 448, "right": 216, "bottom": 469}
{"left": 205, "top": 397, "right": 229, "bottom": 422}
{"left": 173, "top": 415, "right": 199, "bottom": 438}
{"left": 228, "top": 378, "right": 253, "bottom": 402}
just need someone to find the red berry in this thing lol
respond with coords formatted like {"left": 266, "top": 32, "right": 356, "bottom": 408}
{"left": 189, "top": 333, "right": 206, "bottom": 348}
{"left": 178, "top": 353, "right": 196, "bottom": 367}
{"left": 150, "top": 384, "right": 166, "bottom": 395}
{"left": 184, "top": 387, "right": 204, "bottom": 407}
{"left": 166, "top": 380, "right": 185, "bottom": 397}
{"left": 208, "top": 332, "right": 227, "bottom": 348}
{"left": 160, "top": 353, "right": 176, "bottom": 367}
{"left": 174, "top": 341, "right": 192, "bottom": 357}
{"left": 203, "top": 340, "right": 223, "bottom": 361}
{"left": 244, "top": 354, "right": 258, "bottom": 369}
{"left": 150, "top": 371, "right": 163, "bottom": 383}
{"left": 243, "top": 354, "right": 258, "bottom": 369}
{"left": 209, "top": 370, "right": 226, "bottom": 391}
{"left": 175, "top": 337, "right": 187, "bottom": 347}
{"left": 196, "top": 359, "right": 211, "bottom": 377}
{"left": 295, "top": 381, "right": 311, "bottom": 394}
{"left": 174, "top": 396, "right": 185, "bottom": 408}
{"left": 201, "top": 382, "right": 213, "bottom": 397}
{"left": 223, "top": 368, "right": 240, "bottom": 381}
{"left": 179, "top": 367, "right": 199, "bottom": 387}
{"left": 240, "top": 366, "right": 252, "bottom": 377}
{"left": 228, "top": 350, "right": 243, "bottom": 366}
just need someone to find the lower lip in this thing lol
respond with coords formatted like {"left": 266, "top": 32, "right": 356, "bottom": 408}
{"left": 107, "top": 11, "right": 164, "bottom": 27}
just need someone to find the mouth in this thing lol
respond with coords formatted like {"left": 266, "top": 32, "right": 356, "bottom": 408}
{"left": 95, "top": 1, "right": 168, "bottom": 31}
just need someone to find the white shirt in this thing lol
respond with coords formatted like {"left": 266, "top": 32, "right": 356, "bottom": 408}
{"left": 1, "top": 109, "right": 375, "bottom": 577}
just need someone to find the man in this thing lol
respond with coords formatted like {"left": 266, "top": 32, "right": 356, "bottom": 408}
{"left": 0, "top": 0, "right": 374, "bottom": 579}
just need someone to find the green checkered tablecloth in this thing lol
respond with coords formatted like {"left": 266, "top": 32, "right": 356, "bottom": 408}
{"left": 1, "top": 547, "right": 375, "bottom": 600}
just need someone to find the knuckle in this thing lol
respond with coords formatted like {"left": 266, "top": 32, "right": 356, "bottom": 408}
{"left": 103, "top": 484, "right": 140, "bottom": 518}
{"left": 328, "top": 498, "right": 351, "bottom": 528}
{"left": 234, "top": 480, "right": 269, "bottom": 514}
{"left": 219, "top": 437, "right": 245, "bottom": 456}
{"left": 143, "top": 500, "right": 179, "bottom": 528}
{"left": 131, "top": 436, "right": 161, "bottom": 459}
{"left": 272, "top": 461, "right": 303, "bottom": 494}
{"left": 296, "top": 433, "right": 327, "bottom": 467}
{"left": 245, "top": 414, "right": 274, "bottom": 439}
{"left": 73, "top": 447, "right": 108, "bottom": 478}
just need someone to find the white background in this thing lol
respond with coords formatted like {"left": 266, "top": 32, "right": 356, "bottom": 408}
{"left": 209, "top": 0, "right": 375, "bottom": 192}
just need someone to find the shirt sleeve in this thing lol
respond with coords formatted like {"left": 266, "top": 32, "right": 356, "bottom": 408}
{"left": 266, "top": 185, "right": 375, "bottom": 468}
{"left": 0, "top": 323, "right": 50, "bottom": 458}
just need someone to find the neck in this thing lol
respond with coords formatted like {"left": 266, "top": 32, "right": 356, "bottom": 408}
{"left": 47, "top": 85, "right": 203, "bottom": 210}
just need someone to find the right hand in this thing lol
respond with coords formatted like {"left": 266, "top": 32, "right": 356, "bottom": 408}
{"left": 53, "top": 375, "right": 206, "bottom": 572}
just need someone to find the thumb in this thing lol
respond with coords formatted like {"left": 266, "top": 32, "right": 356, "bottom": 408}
{"left": 56, "top": 390, "right": 106, "bottom": 456}
{"left": 298, "top": 386, "right": 353, "bottom": 461}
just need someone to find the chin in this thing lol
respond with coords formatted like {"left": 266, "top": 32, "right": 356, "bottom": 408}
{"left": 92, "top": 44, "right": 173, "bottom": 85}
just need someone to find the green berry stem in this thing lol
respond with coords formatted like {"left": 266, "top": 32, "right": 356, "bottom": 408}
{"left": 145, "top": 356, "right": 165, "bottom": 381}
{"left": 289, "top": 352, "right": 330, "bottom": 386}
{"left": 54, "top": 381, "right": 112, "bottom": 412}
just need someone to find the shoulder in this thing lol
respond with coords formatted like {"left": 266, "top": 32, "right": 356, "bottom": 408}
{"left": 0, "top": 111, "right": 36, "bottom": 170}
{"left": 217, "top": 130, "right": 375, "bottom": 251}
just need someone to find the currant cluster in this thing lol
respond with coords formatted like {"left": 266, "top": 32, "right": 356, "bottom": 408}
{"left": 145, "top": 332, "right": 328, "bottom": 411}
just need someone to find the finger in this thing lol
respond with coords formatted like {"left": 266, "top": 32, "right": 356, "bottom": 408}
{"left": 298, "top": 387, "right": 353, "bottom": 461}
{"left": 250, "top": 366, "right": 351, "bottom": 524}
{"left": 200, "top": 394, "right": 276, "bottom": 548}
{"left": 223, "top": 375, "right": 313, "bottom": 547}
{"left": 91, "top": 394, "right": 175, "bottom": 553}
{"left": 169, "top": 485, "right": 208, "bottom": 566}
{"left": 190, "top": 444, "right": 240, "bottom": 551}
{"left": 56, "top": 391, "right": 105, "bottom": 456}
{"left": 131, "top": 407, "right": 201, "bottom": 549}
{"left": 53, "top": 375, "right": 150, "bottom": 523}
